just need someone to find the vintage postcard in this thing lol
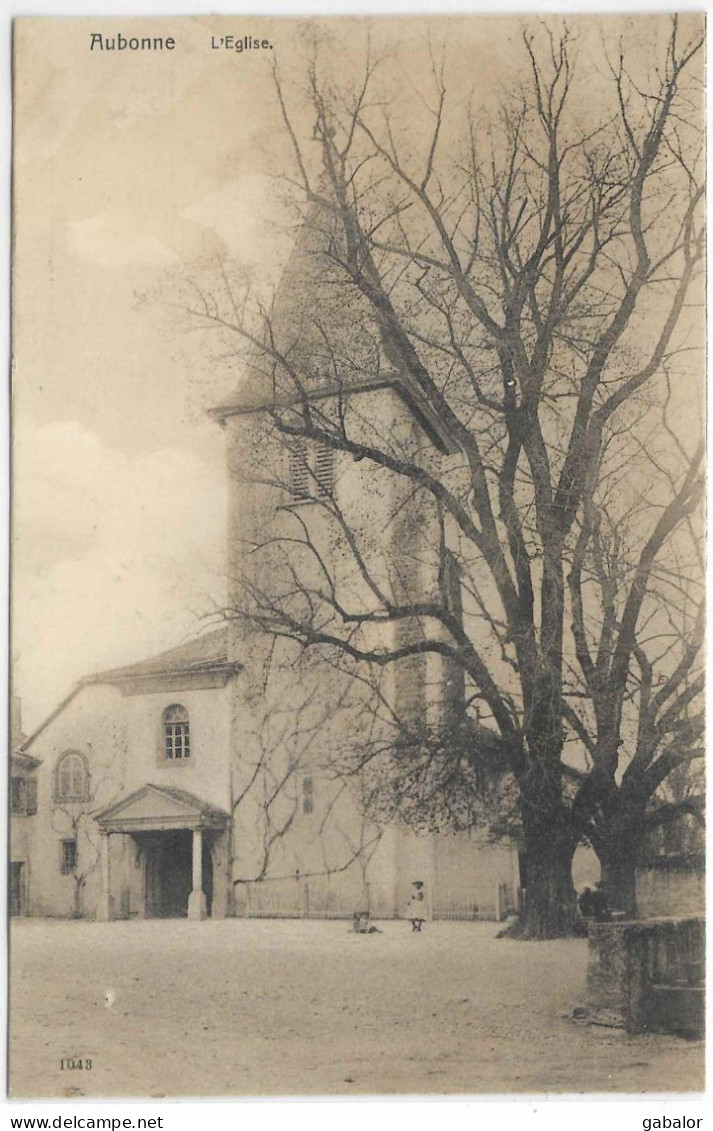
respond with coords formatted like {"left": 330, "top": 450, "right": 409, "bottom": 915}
{"left": 10, "top": 13, "right": 705, "bottom": 1098}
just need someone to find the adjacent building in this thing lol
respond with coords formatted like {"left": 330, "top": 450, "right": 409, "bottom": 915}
{"left": 10, "top": 699, "right": 39, "bottom": 916}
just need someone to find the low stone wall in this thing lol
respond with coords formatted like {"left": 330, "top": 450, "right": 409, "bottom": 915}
{"left": 585, "top": 917, "right": 704, "bottom": 1035}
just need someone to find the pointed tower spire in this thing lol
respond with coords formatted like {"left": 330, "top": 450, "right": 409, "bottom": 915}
{"left": 211, "top": 185, "right": 381, "bottom": 419}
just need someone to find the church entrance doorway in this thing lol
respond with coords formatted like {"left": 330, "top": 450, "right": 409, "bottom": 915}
{"left": 144, "top": 830, "right": 213, "bottom": 919}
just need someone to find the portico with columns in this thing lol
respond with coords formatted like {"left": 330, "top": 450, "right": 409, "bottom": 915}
{"left": 95, "top": 784, "right": 231, "bottom": 921}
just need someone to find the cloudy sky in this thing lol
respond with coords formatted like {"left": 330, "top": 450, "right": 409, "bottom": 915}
{"left": 10, "top": 13, "right": 517, "bottom": 728}
{"left": 12, "top": 13, "right": 694, "bottom": 731}
{"left": 12, "top": 16, "right": 297, "bottom": 727}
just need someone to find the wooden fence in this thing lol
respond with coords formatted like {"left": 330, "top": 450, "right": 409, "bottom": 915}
{"left": 242, "top": 877, "right": 518, "bottom": 921}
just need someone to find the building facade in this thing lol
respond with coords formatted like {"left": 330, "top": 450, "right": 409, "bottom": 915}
{"left": 16, "top": 624, "right": 520, "bottom": 921}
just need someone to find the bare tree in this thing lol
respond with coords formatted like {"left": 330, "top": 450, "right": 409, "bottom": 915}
{"left": 568, "top": 422, "right": 704, "bottom": 913}
{"left": 52, "top": 805, "right": 102, "bottom": 919}
{"left": 178, "top": 17, "right": 704, "bottom": 936}
{"left": 228, "top": 647, "right": 385, "bottom": 913}
{"left": 51, "top": 737, "right": 124, "bottom": 918}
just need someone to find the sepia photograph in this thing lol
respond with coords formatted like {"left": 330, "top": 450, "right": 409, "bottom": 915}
{"left": 9, "top": 11, "right": 705, "bottom": 1099}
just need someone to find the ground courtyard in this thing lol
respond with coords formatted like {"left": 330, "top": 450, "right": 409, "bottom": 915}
{"left": 10, "top": 919, "right": 704, "bottom": 1097}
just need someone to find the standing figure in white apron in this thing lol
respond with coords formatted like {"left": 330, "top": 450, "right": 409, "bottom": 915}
{"left": 405, "top": 880, "right": 430, "bottom": 932}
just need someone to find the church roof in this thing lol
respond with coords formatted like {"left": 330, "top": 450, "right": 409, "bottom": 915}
{"left": 83, "top": 626, "right": 235, "bottom": 684}
{"left": 20, "top": 627, "right": 240, "bottom": 752}
{"left": 210, "top": 195, "right": 381, "bottom": 419}
{"left": 208, "top": 194, "right": 456, "bottom": 454}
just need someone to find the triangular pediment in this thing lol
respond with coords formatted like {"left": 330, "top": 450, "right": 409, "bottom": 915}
{"left": 95, "top": 784, "right": 229, "bottom": 832}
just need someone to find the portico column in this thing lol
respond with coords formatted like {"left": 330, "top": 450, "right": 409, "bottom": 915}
{"left": 188, "top": 827, "right": 207, "bottom": 920}
{"left": 97, "top": 831, "right": 115, "bottom": 921}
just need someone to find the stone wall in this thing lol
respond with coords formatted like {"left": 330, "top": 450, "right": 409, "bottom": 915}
{"left": 585, "top": 918, "right": 704, "bottom": 1035}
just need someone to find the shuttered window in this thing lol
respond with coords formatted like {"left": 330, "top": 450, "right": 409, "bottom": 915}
{"left": 11, "top": 777, "right": 26, "bottom": 814}
{"left": 302, "top": 776, "right": 314, "bottom": 814}
{"left": 288, "top": 442, "right": 335, "bottom": 501}
{"left": 12, "top": 777, "right": 38, "bottom": 815}
{"left": 315, "top": 445, "right": 334, "bottom": 496}
{"left": 26, "top": 779, "right": 38, "bottom": 815}
{"left": 289, "top": 442, "right": 311, "bottom": 500}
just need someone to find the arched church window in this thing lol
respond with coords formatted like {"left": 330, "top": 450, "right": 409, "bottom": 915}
{"left": 441, "top": 550, "right": 466, "bottom": 715}
{"left": 163, "top": 704, "right": 190, "bottom": 760}
{"left": 55, "top": 751, "right": 90, "bottom": 802}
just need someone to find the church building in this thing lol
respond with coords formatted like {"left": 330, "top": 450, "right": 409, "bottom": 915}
{"left": 15, "top": 622, "right": 519, "bottom": 921}
{"left": 13, "top": 199, "right": 521, "bottom": 923}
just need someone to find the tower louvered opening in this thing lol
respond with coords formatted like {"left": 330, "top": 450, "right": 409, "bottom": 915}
{"left": 289, "top": 441, "right": 311, "bottom": 500}
{"left": 315, "top": 444, "right": 334, "bottom": 496}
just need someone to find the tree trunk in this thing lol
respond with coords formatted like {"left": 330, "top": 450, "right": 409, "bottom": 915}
{"left": 515, "top": 722, "right": 578, "bottom": 938}
{"left": 520, "top": 831, "right": 579, "bottom": 938}
{"left": 598, "top": 847, "right": 637, "bottom": 919}
{"left": 72, "top": 880, "right": 84, "bottom": 920}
